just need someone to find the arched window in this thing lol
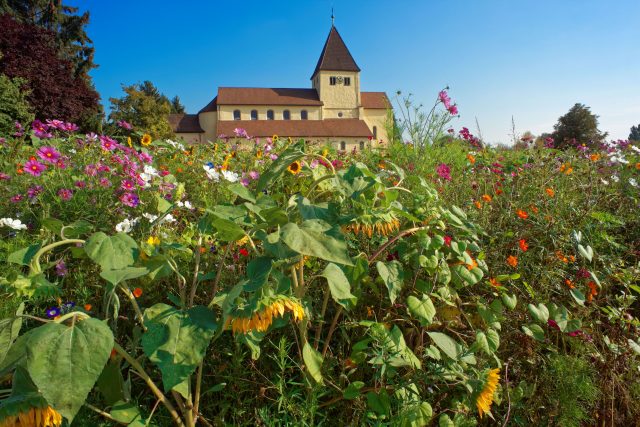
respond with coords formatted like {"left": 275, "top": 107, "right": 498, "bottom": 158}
{"left": 283, "top": 110, "right": 291, "bottom": 120}
{"left": 250, "top": 110, "right": 258, "bottom": 120}
{"left": 267, "top": 110, "right": 274, "bottom": 120}
{"left": 340, "top": 141, "right": 346, "bottom": 151}
{"left": 301, "top": 110, "right": 308, "bottom": 120}
{"left": 373, "top": 126, "right": 377, "bottom": 139}
{"left": 233, "top": 110, "right": 241, "bottom": 120}
{"left": 359, "top": 141, "right": 365, "bottom": 151}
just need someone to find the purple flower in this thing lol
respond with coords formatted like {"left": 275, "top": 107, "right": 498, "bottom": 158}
{"left": 27, "top": 185, "right": 44, "bottom": 198}
{"left": 100, "top": 135, "right": 117, "bottom": 151}
{"left": 436, "top": 163, "right": 452, "bottom": 181}
{"left": 84, "top": 164, "right": 98, "bottom": 177}
{"left": 74, "top": 180, "right": 86, "bottom": 189}
{"left": 117, "top": 120, "right": 133, "bottom": 130}
{"left": 32, "top": 120, "right": 53, "bottom": 138}
{"left": 0, "top": 172, "right": 11, "bottom": 181}
{"left": 10, "top": 194, "right": 23, "bottom": 203}
{"left": 57, "top": 188, "right": 73, "bottom": 201}
{"left": 14, "top": 121, "right": 24, "bottom": 137}
{"left": 36, "top": 146, "right": 61, "bottom": 163}
{"left": 62, "top": 122, "right": 79, "bottom": 132}
{"left": 55, "top": 261, "right": 68, "bottom": 277}
{"left": 99, "top": 177, "right": 112, "bottom": 187}
{"left": 120, "top": 192, "right": 140, "bottom": 208}
{"left": 248, "top": 170, "right": 259, "bottom": 180}
{"left": 46, "top": 307, "right": 61, "bottom": 318}
{"left": 269, "top": 153, "right": 278, "bottom": 161}
{"left": 234, "top": 128, "right": 250, "bottom": 139}
{"left": 121, "top": 179, "right": 136, "bottom": 191}
{"left": 46, "top": 119, "right": 65, "bottom": 130}
{"left": 24, "top": 159, "right": 47, "bottom": 177}
{"left": 240, "top": 178, "right": 250, "bottom": 187}
{"left": 85, "top": 132, "right": 98, "bottom": 143}
{"left": 138, "top": 152, "right": 153, "bottom": 164}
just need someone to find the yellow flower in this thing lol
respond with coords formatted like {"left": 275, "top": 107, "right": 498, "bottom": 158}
{"left": 141, "top": 134, "right": 152, "bottom": 146}
{"left": 322, "top": 148, "right": 329, "bottom": 157}
{"left": 272, "top": 134, "right": 279, "bottom": 142}
{"left": 287, "top": 161, "right": 302, "bottom": 175}
{"left": 127, "top": 136, "right": 132, "bottom": 148}
{"left": 236, "top": 235, "right": 250, "bottom": 246}
{"left": 147, "top": 236, "right": 160, "bottom": 246}
{"left": 255, "top": 149, "right": 263, "bottom": 159}
{"left": 343, "top": 217, "right": 400, "bottom": 238}
{"left": 0, "top": 405, "right": 63, "bottom": 427}
{"left": 226, "top": 297, "right": 304, "bottom": 335}
{"left": 476, "top": 368, "right": 500, "bottom": 418}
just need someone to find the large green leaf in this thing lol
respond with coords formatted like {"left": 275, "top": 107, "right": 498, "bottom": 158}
{"left": 399, "top": 402, "right": 433, "bottom": 427}
{"left": 110, "top": 400, "right": 146, "bottom": 426}
{"left": 406, "top": 295, "right": 436, "bottom": 326}
{"left": 256, "top": 143, "right": 306, "bottom": 192}
{"left": 8, "top": 244, "right": 41, "bottom": 266}
{"left": 100, "top": 266, "right": 149, "bottom": 286}
{"left": 228, "top": 183, "right": 256, "bottom": 203}
{"left": 142, "top": 304, "right": 218, "bottom": 392}
{"left": 199, "top": 215, "right": 245, "bottom": 242}
{"left": 427, "top": 332, "right": 459, "bottom": 360}
{"left": 450, "top": 264, "right": 483, "bottom": 288}
{"left": 320, "top": 263, "right": 356, "bottom": 309}
{"left": 302, "top": 342, "right": 323, "bottom": 384}
{"left": 97, "top": 361, "right": 126, "bottom": 406}
{"left": 376, "top": 261, "right": 405, "bottom": 304}
{"left": 244, "top": 257, "right": 273, "bottom": 292}
{"left": 370, "top": 324, "right": 421, "bottom": 369}
{"left": 280, "top": 220, "right": 352, "bottom": 265}
{"left": 85, "top": 232, "right": 138, "bottom": 271}
{"left": 0, "top": 303, "right": 24, "bottom": 365}
{"left": 26, "top": 318, "right": 114, "bottom": 422}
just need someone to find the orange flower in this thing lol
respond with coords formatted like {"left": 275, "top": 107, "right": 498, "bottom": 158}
{"left": 16, "top": 163, "right": 23, "bottom": 174}
{"left": 495, "top": 189, "right": 503, "bottom": 195}
{"left": 489, "top": 277, "right": 501, "bottom": 287}
{"left": 199, "top": 246, "right": 207, "bottom": 254}
{"left": 482, "top": 194, "right": 492, "bottom": 202}
{"left": 636, "top": 162, "right": 640, "bottom": 170}
{"left": 564, "top": 279, "right": 575, "bottom": 289}
{"left": 176, "top": 167, "right": 183, "bottom": 173}
{"left": 467, "top": 153, "right": 476, "bottom": 164}
{"left": 518, "top": 239, "right": 528, "bottom": 251}
{"left": 586, "top": 281, "right": 598, "bottom": 302}
{"left": 516, "top": 209, "right": 528, "bottom": 219}
{"left": 555, "top": 250, "right": 569, "bottom": 263}
{"left": 84, "top": 304, "right": 92, "bottom": 311}
{"left": 569, "top": 255, "right": 576, "bottom": 262}
{"left": 530, "top": 205, "right": 539, "bottom": 214}
{"left": 590, "top": 153, "right": 601, "bottom": 162}
{"left": 132, "top": 288, "right": 143, "bottom": 298}
{"left": 545, "top": 188, "right": 555, "bottom": 197}
{"left": 466, "top": 258, "right": 478, "bottom": 271}
{"left": 559, "top": 162, "right": 573, "bottom": 174}
{"left": 474, "top": 200, "right": 482, "bottom": 209}
{"left": 506, "top": 255, "right": 518, "bottom": 268}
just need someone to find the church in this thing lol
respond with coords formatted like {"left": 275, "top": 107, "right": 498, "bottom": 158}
{"left": 169, "top": 25, "right": 391, "bottom": 151}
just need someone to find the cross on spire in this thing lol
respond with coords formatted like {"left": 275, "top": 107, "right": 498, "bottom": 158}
{"left": 331, "top": 7, "right": 335, "bottom": 26}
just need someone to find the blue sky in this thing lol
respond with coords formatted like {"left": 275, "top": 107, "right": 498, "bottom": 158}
{"left": 80, "top": 0, "right": 639, "bottom": 144}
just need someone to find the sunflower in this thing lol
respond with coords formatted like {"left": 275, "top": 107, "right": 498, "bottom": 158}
{"left": 226, "top": 297, "right": 304, "bottom": 335}
{"left": 0, "top": 405, "right": 63, "bottom": 427}
{"left": 342, "top": 213, "right": 401, "bottom": 238}
{"left": 141, "top": 134, "right": 152, "bottom": 146}
{"left": 127, "top": 136, "right": 133, "bottom": 148}
{"left": 476, "top": 368, "right": 500, "bottom": 418}
{"left": 287, "top": 161, "right": 302, "bottom": 175}
{"left": 272, "top": 134, "right": 279, "bottom": 142}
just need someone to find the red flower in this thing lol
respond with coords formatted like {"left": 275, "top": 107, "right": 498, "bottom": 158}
{"left": 518, "top": 239, "right": 529, "bottom": 252}
{"left": 444, "top": 235, "right": 452, "bottom": 247}
{"left": 239, "top": 248, "right": 249, "bottom": 257}
{"left": 132, "top": 288, "right": 143, "bottom": 298}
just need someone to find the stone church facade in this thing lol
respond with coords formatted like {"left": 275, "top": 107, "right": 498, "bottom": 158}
{"left": 169, "top": 25, "right": 391, "bottom": 151}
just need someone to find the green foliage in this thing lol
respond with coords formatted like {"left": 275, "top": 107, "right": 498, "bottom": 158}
{"left": 0, "top": 74, "right": 33, "bottom": 134}
{"left": 552, "top": 102, "right": 607, "bottom": 148}
{"left": 629, "top": 123, "right": 640, "bottom": 141}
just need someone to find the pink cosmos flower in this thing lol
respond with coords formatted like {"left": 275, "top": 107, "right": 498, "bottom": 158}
{"left": 74, "top": 180, "right": 86, "bottom": 189}
{"left": 100, "top": 136, "right": 117, "bottom": 151}
{"left": 46, "top": 119, "right": 65, "bottom": 130}
{"left": 99, "top": 178, "right": 111, "bottom": 188}
{"left": 62, "top": 122, "right": 79, "bottom": 132}
{"left": 24, "top": 159, "right": 46, "bottom": 177}
{"left": 436, "top": 163, "right": 452, "bottom": 181}
{"left": 85, "top": 132, "right": 98, "bottom": 143}
{"left": 1, "top": 172, "right": 12, "bottom": 180}
{"left": 121, "top": 179, "right": 136, "bottom": 191}
{"left": 438, "top": 90, "right": 451, "bottom": 109}
{"left": 14, "top": 121, "right": 24, "bottom": 137}
{"left": 36, "top": 146, "right": 61, "bottom": 163}
{"left": 120, "top": 192, "right": 140, "bottom": 208}
{"left": 248, "top": 170, "right": 259, "bottom": 180}
{"left": 117, "top": 120, "right": 133, "bottom": 130}
{"left": 84, "top": 164, "right": 98, "bottom": 177}
{"left": 55, "top": 158, "right": 68, "bottom": 169}
{"left": 32, "top": 120, "right": 53, "bottom": 138}
{"left": 138, "top": 152, "right": 153, "bottom": 164}
{"left": 10, "top": 194, "right": 23, "bottom": 203}
{"left": 27, "top": 185, "right": 43, "bottom": 198}
{"left": 57, "top": 188, "right": 73, "bottom": 201}
{"left": 447, "top": 104, "right": 459, "bottom": 115}
{"left": 233, "top": 128, "right": 250, "bottom": 139}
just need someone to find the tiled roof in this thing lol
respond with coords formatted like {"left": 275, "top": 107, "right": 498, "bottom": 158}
{"left": 216, "top": 88, "right": 322, "bottom": 106}
{"left": 311, "top": 26, "right": 360, "bottom": 78}
{"left": 198, "top": 96, "right": 217, "bottom": 113}
{"left": 361, "top": 92, "right": 391, "bottom": 109}
{"left": 217, "top": 119, "right": 372, "bottom": 138}
{"left": 168, "top": 114, "right": 203, "bottom": 133}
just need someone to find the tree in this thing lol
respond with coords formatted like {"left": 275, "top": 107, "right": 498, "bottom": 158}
{"left": 629, "top": 124, "right": 640, "bottom": 142}
{"left": 0, "top": 0, "right": 96, "bottom": 79}
{"left": 170, "top": 96, "right": 185, "bottom": 114}
{"left": 109, "top": 81, "right": 175, "bottom": 139}
{"left": 0, "top": 14, "right": 100, "bottom": 124}
{"left": 0, "top": 73, "right": 34, "bottom": 133}
{"left": 551, "top": 103, "right": 607, "bottom": 149}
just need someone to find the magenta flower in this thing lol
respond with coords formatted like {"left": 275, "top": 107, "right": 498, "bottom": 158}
{"left": 46, "top": 119, "right": 65, "bottom": 130}
{"left": 438, "top": 90, "right": 451, "bottom": 109}
{"left": 32, "top": 120, "right": 53, "bottom": 139}
{"left": 36, "top": 146, "right": 61, "bottom": 163}
{"left": 14, "top": 121, "right": 24, "bottom": 137}
{"left": 120, "top": 192, "right": 140, "bottom": 208}
{"left": 74, "top": 180, "right": 87, "bottom": 189}
{"left": 248, "top": 170, "right": 259, "bottom": 180}
{"left": 24, "top": 159, "right": 47, "bottom": 177}
{"left": 27, "top": 185, "right": 44, "bottom": 198}
{"left": 447, "top": 104, "right": 458, "bottom": 115}
{"left": 57, "top": 188, "right": 73, "bottom": 201}
{"left": 84, "top": 164, "right": 98, "bottom": 177}
{"left": 100, "top": 136, "right": 117, "bottom": 151}
{"left": 62, "top": 122, "right": 79, "bottom": 132}
{"left": 55, "top": 261, "right": 68, "bottom": 277}
{"left": 117, "top": 120, "right": 133, "bottom": 130}
{"left": 234, "top": 128, "right": 250, "bottom": 139}
{"left": 138, "top": 152, "right": 153, "bottom": 164}
{"left": 99, "top": 178, "right": 111, "bottom": 188}
{"left": 436, "top": 163, "right": 452, "bottom": 181}
{"left": 10, "top": 194, "right": 23, "bottom": 203}
{"left": 240, "top": 178, "right": 250, "bottom": 187}
{"left": 0, "top": 172, "right": 12, "bottom": 181}
{"left": 121, "top": 179, "right": 136, "bottom": 191}
{"left": 55, "top": 158, "right": 68, "bottom": 169}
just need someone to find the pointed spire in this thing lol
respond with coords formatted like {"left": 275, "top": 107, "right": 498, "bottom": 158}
{"left": 311, "top": 25, "right": 360, "bottom": 79}
{"left": 331, "top": 8, "right": 335, "bottom": 26}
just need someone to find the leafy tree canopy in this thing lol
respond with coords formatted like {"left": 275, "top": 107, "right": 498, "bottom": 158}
{"left": 629, "top": 124, "right": 640, "bottom": 142}
{"left": 0, "top": 0, "right": 95, "bottom": 79}
{"left": 0, "top": 73, "right": 34, "bottom": 134}
{"left": 552, "top": 103, "right": 607, "bottom": 149}
{"left": 0, "top": 14, "right": 100, "bottom": 125}
{"left": 109, "top": 81, "right": 181, "bottom": 139}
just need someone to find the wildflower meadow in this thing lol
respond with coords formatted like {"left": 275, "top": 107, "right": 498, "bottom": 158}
{"left": 1, "top": 96, "right": 639, "bottom": 427}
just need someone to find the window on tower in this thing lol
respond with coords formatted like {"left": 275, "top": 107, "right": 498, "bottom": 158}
{"left": 233, "top": 110, "right": 241, "bottom": 120}
{"left": 330, "top": 76, "right": 337, "bottom": 85}
{"left": 373, "top": 126, "right": 377, "bottom": 139}
{"left": 359, "top": 141, "right": 365, "bottom": 151}
{"left": 267, "top": 110, "right": 274, "bottom": 120}
{"left": 344, "top": 77, "right": 351, "bottom": 86}
{"left": 301, "top": 110, "right": 308, "bottom": 120}
{"left": 250, "top": 110, "right": 258, "bottom": 120}
{"left": 340, "top": 141, "right": 346, "bottom": 151}
{"left": 283, "top": 110, "right": 291, "bottom": 120}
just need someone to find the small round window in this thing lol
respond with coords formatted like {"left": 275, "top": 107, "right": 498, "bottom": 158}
{"left": 338, "top": 112, "right": 343, "bottom": 118}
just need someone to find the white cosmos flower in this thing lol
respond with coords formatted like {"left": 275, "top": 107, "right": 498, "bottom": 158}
{"left": 629, "top": 178, "right": 638, "bottom": 187}
{"left": 177, "top": 200, "right": 193, "bottom": 209}
{"left": 115, "top": 217, "right": 139, "bottom": 233}
{"left": 203, "top": 164, "right": 220, "bottom": 181}
{"left": 143, "top": 212, "right": 175, "bottom": 224}
{"left": 612, "top": 175, "right": 620, "bottom": 183}
{"left": 221, "top": 170, "right": 239, "bottom": 183}
{"left": 600, "top": 178, "right": 609, "bottom": 185}
{"left": 0, "top": 218, "right": 27, "bottom": 230}
{"left": 630, "top": 145, "right": 640, "bottom": 154}
{"left": 166, "top": 139, "right": 185, "bottom": 151}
